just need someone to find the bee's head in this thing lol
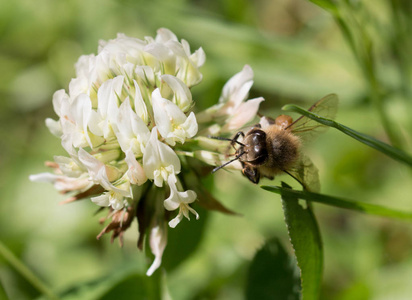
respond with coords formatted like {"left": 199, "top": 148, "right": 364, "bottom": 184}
{"left": 240, "top": 129, "right": 268, "bottom": 165}
{"left": 208, "top": 134, "right": 246, "bottom": 173}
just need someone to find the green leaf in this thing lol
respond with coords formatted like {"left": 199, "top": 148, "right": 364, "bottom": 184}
{"left": 263, "top": 185, "right": 412, "bottom": 221}
{"left": 308, "top": 0, "right": 339, "bottom": 16}
{"left": 282, "top": 103, "right": 412, "bottom": 167}
{"left": 0, "top": 279, "right": 8, "bottom": 300}
{"left": 281, "top": 182, "right": 323, "bottom": 300}
{"left": 246, "top": 237, "right": 301, "bottom": 300}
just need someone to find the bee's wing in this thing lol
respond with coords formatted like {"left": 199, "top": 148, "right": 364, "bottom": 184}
{"left": 287, "top": 94, "right": 338, "bottom": 144}
{"left": 287, "top": 154, "right": 320, "bottom": 192}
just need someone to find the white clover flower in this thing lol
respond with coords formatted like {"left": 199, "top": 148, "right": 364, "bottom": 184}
{"left": 161, "top": 74, "right": 193, "bottom": 112}
{"left": 68, "top": 54, "right": 97, "bottom": 98}
{"left": 132, "top": 79, "right": 149, "bottom": 123}
{"left": 98, "top": 33, "right": 146, "bottom": 61}
{"left": 60, "top": 93, "right": 94, "bottom": 148}
{"left": 50, "top": 156, "right": 82, "bottom": 177}
{"left": 164, "top": 176, "right": 198, "bottom": 228}
{"left": 29, "top": 172, "right": 92, "bottom": 193}
{"left": 77, "top": 149, "right": 131, "bottom": 210}
{"left": 196, "top": 65, "right": 264, "bottom": 134}
{"left": 32, "top": 29, "right": 205, "bottom": 220}
{"left": 88, "top": 76, "right": 124, "bottom": 140}
{"left": 143, "top": 127, "right": 181, "bottom": 187}
{"left": 125, "top": 148, "right": 147, "bottom": 185}
{"left": 114, "top": 97, "right": 150, "bottom": 156}
{"left": 219, "top": 64, "right": 254, "bottom": 107}
{"left": 135, "top": 65, "right": 156, "bottom": 89}
{"left": 152, "top": 89, "right": 198, "bottom": 146}
{"left": 30, "top": 28, "right": 263, "bottom": 276}
{"left": 45, "top": 90, "right": 69, "bottom": 137}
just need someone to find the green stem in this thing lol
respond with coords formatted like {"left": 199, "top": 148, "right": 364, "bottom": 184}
{"left": 262, "top": 185, "right": 412, "bottom": 221}
{"left": 333, "top": 4, "right": 403, "bottom": 149}
{"left": 175, "top": 150, "right": 194, "bottom": 157}
{"left": 390, "top": 0, "right": 412, "bottom": 100}
{"left": 0, "top": 241, "right": 59, "bottom": 300}
{"left": 364, "top": 53, "right": 403, "bottom": 150}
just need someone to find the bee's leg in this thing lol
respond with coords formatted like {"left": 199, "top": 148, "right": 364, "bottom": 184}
{"left": 232, "top": 131, "right": 245, "bottom": 142}
{"left": 230, "top": 131, "right": 245, "bottom": 149}
{"left": 242, "top": 164, "right": 260, "bottom": 184}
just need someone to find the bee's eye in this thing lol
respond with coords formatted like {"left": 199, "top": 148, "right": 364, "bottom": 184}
{"left": 248, "top": 130, "right": 267, "bottom": 164}
{"left": 251, "top": 130, "right": 266, "bottom": 144}
{"left": 251, "top": 145, "right": 267, "bottom": 164}
{"left": 254, "top": 144, "right": 263, "bottom": 153}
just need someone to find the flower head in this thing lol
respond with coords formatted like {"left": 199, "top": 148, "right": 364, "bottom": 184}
{"left": 30, "top": 28, "right": 263, "bottom": 276}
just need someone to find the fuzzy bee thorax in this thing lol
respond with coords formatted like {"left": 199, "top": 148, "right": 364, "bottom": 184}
{"left": 263, "top": 125, "right": 301, "bottom": 171}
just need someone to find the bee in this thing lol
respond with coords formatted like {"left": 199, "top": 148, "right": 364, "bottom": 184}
{"left": 212, "top": 94, "right": 338, "bottom": 191}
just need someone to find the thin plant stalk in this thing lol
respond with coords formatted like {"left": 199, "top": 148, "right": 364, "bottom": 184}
{"left": 0, "top": 241, "right": 59, "bottom": 300}
{"left": 313, "top": 0, "right": 405, "bottom": 149}
{"left": 336, "top": 15, "right": 402, "bottom": 149}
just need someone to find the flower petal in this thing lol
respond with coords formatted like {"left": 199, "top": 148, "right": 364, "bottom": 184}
{"left": 135, "top": 66, "right": 155, "bottom": 87}
{"left": 29, "top": 172, "right": 92, "bottom": 192}
{"left": 125, "top": 148, "right": 147, "bottom": 185}
{"left": 133, "top": 80, "right": 149, "bottom": 123}
{"left": 142, "top": 127, "right": 180, "bottom": 187}
{"left": 155, "top": 28, "right": 178, "bottom": 43}
{"left": 91, "top": 193, "right": 110, "bottom": 207}
{"left": 45, "top": 118, "right": 62, "bottom": 137}
{"left": 219, "top": 65, "right": 253, "bottom": 108}
{"left": 146, "top": 223, "right": 168, "bottom": 276}
{"left": 222, "top": 97, "right": 264, "bottom": 133}
{"left": 52, "top": 89, "right": 69, "bottom": 117}
{"left": 180, "top": 112, "right": 198, "bottom": 138}
{"left": 152, "top": 89, "right": 197, "bottom": 146}
{"left": 115, "top": 98, "right": 150, "bottom": 155}
{"left": 163, "top": 176, "right": 198, "bottom": 228}
{"left": 161, "top": 74, "right": 193, "bottom": 112}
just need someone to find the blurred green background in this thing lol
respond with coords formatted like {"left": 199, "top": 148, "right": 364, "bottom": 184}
{"left": 1, "top": 0, "right": 412, "bottom": 299}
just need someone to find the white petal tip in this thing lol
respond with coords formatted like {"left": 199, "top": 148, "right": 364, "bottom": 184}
{"left": 146, "top": 258, "right": 161, "bottom": 276}
{"left": 168, "top": 221, "right": 178, "bottom": 228}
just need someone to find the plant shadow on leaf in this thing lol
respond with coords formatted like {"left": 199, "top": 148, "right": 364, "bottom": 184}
{"left": 99, "top": 273, "right": 156, "bottom": 300}
{"left": 245, "top": 237, "right": 301, "bottom": 300}
{"left": 57, "top": 265, "right": 159, "bottom": 300}
{"left": 162, "top": 204, "right": 209, "bottom": 272}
